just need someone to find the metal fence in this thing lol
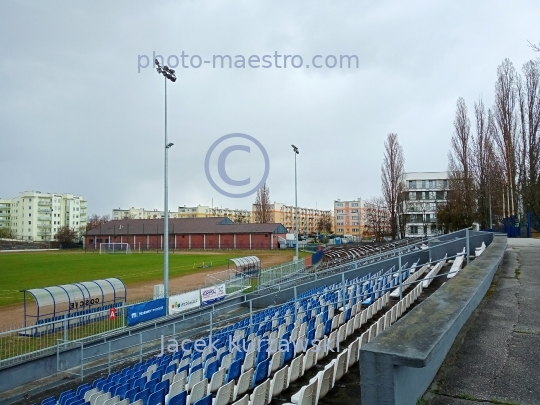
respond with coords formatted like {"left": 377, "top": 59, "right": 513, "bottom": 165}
{"left": 257, "top": 258, "right": 307, "bottom": 288}
{"left": 204, "top": 270, "right": 253, "bottom": 294}
{"left": 0, "top": 306, "right": 127, "bottom": 368}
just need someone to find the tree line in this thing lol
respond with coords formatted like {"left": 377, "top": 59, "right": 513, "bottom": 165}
{"left": 440, "top": 55, "right": 540, "bottom": 231}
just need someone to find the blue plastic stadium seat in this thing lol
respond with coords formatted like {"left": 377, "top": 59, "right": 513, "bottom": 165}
{"left": 41, "top": 397, "right": 56, "bottom": 405}
{"left": 226, "top": 359, "right": 242, "bottom": 383}
{"left": 156, "top": 379, "right": 170, "bottom": 396}
{"left": 148, "top": 388, "right": 166, "bottom": 405}
{"left": 144, "top": 378, "right": 159, "bottom": 393}
{"left": 252, "top": 358, "right": 270, "bottom": 387}
{"left": 193, "top": 394, "right": 212, "bottom": 405}
{"left": 125, "top": 386, "right": 140, "bottom": 403}
{"left": 169, "top": 391, "right": 188, "bottom": 405}
{"left": 134, "top": 388, "right": 150, "bottom": 405}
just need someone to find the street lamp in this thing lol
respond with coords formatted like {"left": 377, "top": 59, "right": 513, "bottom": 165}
{"left": 292, "top": 145, "right": 299, "bottom": 261}
{"left": 155, "top": 59, "right": 176, "bottom": 299}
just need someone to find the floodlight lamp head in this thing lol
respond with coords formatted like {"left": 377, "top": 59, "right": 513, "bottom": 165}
{"left": 155, "top": 59, "right": 161, "bottom": 67}
{"left": 291, "top": 145, "right": 299, "bottom": 154}
{"left": 166, "top": 142, "right": 174, "bottom": 148}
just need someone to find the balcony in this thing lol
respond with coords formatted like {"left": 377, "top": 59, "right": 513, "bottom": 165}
{"left": 406, "top": 218, "right": 437, "bottom": 224}
{"left": 0, "top": 212, "right": 10, "bottom": 217}
{"left": 38, "top": 208, "right": 52, "bottom": 213}
{"left": 38, "top": 215, "right": 51, "bottom": 221}
{"left": 38, "top": 224, "right": 51, "bottom": 229}
{"left": 38, "top": 200, "right": 52, "bottom": 206}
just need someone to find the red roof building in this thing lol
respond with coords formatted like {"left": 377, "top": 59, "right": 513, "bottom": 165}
{"left": 85, "top": 217, "right": 287, "bottom": 250}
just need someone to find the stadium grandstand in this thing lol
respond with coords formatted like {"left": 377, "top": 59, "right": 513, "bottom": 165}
{"left": 0, "top": 229, "right": 494, "bottom": 405}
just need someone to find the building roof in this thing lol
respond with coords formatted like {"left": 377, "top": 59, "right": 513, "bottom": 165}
{"left": 86, "top": 217, "right": 288, "bottom": 235}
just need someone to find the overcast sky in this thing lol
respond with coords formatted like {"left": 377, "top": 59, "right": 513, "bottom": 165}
{"left": 1, "top": 1, "right": 538, "bottom": 216}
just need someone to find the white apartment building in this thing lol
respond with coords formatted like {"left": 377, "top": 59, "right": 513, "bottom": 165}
{"left": 112, "top": 205, "right": 249, "bottom": 222}
{"left": 334, "top": 198, "right": 366, "bottom": 238}
{"left": 0, "top": 191, "right": 87, "bottom": 241}
{"left": 399, "top": 172, "right": 449, "bottom": 237}
{"left": 112, "top": 207, "right": 178, "bottom": 220}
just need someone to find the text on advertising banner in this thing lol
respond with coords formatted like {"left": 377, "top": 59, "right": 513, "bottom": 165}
{"left": 127, "top": 298, "right": 166, "bottom": 326}
{"left": 201, "top": 284, "right": 226, "bottom": 306}
{"left": 169, "top": 290, "right": 201, "bottom": 314}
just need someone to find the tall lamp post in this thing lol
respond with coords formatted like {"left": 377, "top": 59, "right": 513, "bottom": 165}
{"left": 292, "top": 145, "right": 299, "bottom": 261}
{"left": 155, "top": 59, "right": 176, "bottom": 299}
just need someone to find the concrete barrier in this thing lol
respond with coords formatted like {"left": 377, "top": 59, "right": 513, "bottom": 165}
{"left": 360, "top": 234, "right": 507, "bottom": 405}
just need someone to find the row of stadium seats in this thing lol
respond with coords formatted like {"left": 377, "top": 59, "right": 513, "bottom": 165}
{"left": 38, "top": 259, "right": 425, "bottom": 405}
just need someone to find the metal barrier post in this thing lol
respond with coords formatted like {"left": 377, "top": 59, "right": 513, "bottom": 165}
{"left": 139, "top": 333, "right": 143, "bottom": 363}
{"left": 398, "top": 251, "right": 403, "bottom": 300}
{"left": 466, "top": 228, "right": 470, "bottom": 265}
{"left": 209, "top": 312, "right": 213, "bottom": 338}
{"left": 63, "top": 314, "right": 68, "bottom": 342}
{"left": 80, "top": 342, "right": 84, "bottom": 381}
{"left": 249, "top": 300, "right": 253, "bottom": 333}
{"left": 108, "top": 341, "right": 111, "bottom": 375}
{"left": 341, "top": 273, "right": 346, "bottom": 309}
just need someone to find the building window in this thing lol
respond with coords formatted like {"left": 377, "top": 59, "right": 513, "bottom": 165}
{"left": 416, "top": 191, "right": 422, "bottom": 200}
{"left": 409, "top": 180, "right": 416, "bottom": 189}
{"left": 352, "top": 203, "right": 358, "bottom": 207}
{"left": 422, "top": 180, "right": 426, "bottom": 188}
{"left": 410, "top": 226, "right": 418, "bottom": 234}
{"left": 28, "top": 221, "right": 31, "bottom": 225}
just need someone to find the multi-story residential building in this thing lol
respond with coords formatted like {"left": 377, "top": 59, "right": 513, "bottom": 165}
{"left": 112, "top": 208, "right": 178, "bottom": 220}
{"left": 0, "top": 199, "right": 11, "bottom": 234}
{"left": 399, "top": 172, "right": 449, "bottom": 237}
{"left": 112, "top": 205, "right": 250, "bottom": 223}
{"left": 334, "top": 198, "right": 366, "bottom": 238}
{"left": 1, "top": 191, "right": 87, "bottom": 241}
{"left": 251, "top": 202, "right": 331, "bottom": 235}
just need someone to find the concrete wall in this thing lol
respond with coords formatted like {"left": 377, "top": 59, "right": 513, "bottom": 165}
{"left": 360, "top": 234, "right": 506, "bottom": 405}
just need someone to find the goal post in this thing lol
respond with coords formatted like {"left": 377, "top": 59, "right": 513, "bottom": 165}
{"left": 99, "top": 242, "right": 132, "bottom": 254}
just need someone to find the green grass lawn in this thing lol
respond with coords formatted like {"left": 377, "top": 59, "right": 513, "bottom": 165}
{"left": 0, "top": 249, "right": 306, "bottom": 307}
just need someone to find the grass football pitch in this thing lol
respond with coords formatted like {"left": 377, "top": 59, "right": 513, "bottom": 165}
{"left": 0, "top": 249, "right": 305, "bottom": 307}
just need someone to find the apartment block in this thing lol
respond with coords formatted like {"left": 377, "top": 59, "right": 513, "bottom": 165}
{"left": 399, "top": 171, "right": 449, "bottom": 237}
{"left": 334, "top": 198, "right": 366, "bottom": 238}
{"left": 112, "top": 207, "right": 178, "bottom": 220}
{"left": 252, "top": 202, "right": 331, "bottom": 235}
{"left": 1, "top": 191, "right": 87, "bottom": 241}
{"left": 112, "top": 205, "right": 250, "bottom": 223}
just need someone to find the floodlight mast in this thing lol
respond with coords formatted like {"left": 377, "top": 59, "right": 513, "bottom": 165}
{"left": 292, "top": 145, "right": 299, "bottom": 261}
{"left": 155, "top": 59, "right": 176, "bottom": 300}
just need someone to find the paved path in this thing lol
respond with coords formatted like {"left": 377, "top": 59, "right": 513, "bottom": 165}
{"left": 423, "top": 238, "right": 540, "bottom": 405}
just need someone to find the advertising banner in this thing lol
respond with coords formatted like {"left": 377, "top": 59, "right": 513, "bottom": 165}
{"left": 127, "top": 298, "right": 166, "bottom": 326}
{"left": 200, "top": 284, "right": 226, "bottom": 306}
{"left": 169, "top": 290, "right": 201, "bottom": 314}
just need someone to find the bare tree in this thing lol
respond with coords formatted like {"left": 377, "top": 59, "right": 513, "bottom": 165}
{"left": 123, "top": 212, "right": 137, "bottom": 220}
{"left": 364, "top": 197, "right": 390, "bottom": 242}
{"left": 446, "top": 97, "right": 476, "bottom": 229}
{"left": 86, "top": 214, "right": 110, "bottom": 232}
{"left": 493, "top": 58, "right": 519, "bottom": 218}
{"left": 55, "top": 226, "right": 78, "bottom": 244}
{"left": 517, "top": 60, "right": 540, "bottom": 223}
{"left": 253, "top": 183, "right": 272, "bottom": 223}
{"left": 316, "top": 212, "right": 333, "bottom": 234}
{"left": 381, "top": 133, "right": 405, "bottom": 240}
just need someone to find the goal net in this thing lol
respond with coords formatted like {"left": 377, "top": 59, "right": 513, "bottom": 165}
{"left": 100, "top": 243, "right": 132, "bottom": 254}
